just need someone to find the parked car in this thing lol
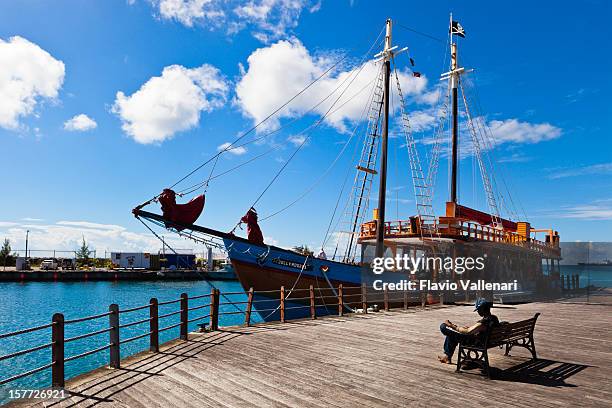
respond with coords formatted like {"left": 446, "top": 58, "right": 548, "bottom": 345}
{"left": 40, "top": 259, "right": 58, "bottom": 270}
{"left": 61, "top": 258, "right": 76, "bottom": 270}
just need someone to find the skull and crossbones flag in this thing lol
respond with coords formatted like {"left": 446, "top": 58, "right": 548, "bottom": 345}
{"left": 450, "top": 20, "right": 466, "bottom": 38}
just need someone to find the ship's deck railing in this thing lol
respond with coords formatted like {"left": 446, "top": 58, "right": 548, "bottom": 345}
{"left": 2, "top": 284, "right": 416, "bottom": 391}
{"left": 359, "top": 219, "right": 560, "bottom": 256}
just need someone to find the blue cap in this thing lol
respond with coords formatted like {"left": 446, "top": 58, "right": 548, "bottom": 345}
{"left": 474, "top": 298, "right": 492, "bottom": 311}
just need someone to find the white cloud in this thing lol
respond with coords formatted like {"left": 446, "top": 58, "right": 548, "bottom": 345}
{"left": 497, "top": 153, "right": 532, "bottom": 163}
{"left": 151, "top": 0, "right": 316, "bottom": 41}
{"left": 235, "top": 38, "right": 427, "bottom": 133}
{"left": 63, "top": 114, "right": 97, "bottom": 132}
{"left": 488, "top": 118, "right": 561, "bottom": 146}
{"left": 217, "top": 142, "right": 247, "bottom": 155}
{"left": 287, "top": 134, "right": 306, "bottom": 146}
{"left": 156, "top": 0, "right": 224, "bottom": 27}
{"left": 418, "top": 116, "right": 562, "bottom": 158}
{"left": 548, "top": 163, "right": 612, "bottom": 179}
{"left": 407, "top": 109, "right": 437, "bottom": 132}
{"left": 112, "top": 64, "right": 228, "bottom": 144}
{"left": 0, "top": 36, "right": 65, "bottom": 130}
{"left": 0, "top": 220, "right": 192, "bottom": 254}
{"left": 557, "top": 201, "right": 612, "bottom": 220}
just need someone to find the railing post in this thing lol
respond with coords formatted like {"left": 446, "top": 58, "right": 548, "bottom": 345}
{"left": 244, "top": 288, "right": 254, "bottom": 327}
{"left": 403, "top": 289, "right": 408, "bottom": 310}
{"left": 149, "top": 298, "right": 159, "bottom": 352}
{"left": 209, "top": 288, "right": 216, "bottom": 330}
{"left": 51, "top": 313, "right": 64, "bottom": 388}
{"left": 338, "top": 284, "right": 343, "bottom": 316}
{"left": 280, "top": 286, "right": 285, "bottom": 323}
{"left": 309, "top": 284, "right": 316, "bottom": 319}
{"left": 383, "top": 287, "right": 389, "bottom": 311}
{"left": 212, "top": 289, "right": 220, "bottom": 331}
{"left": 560, "top": 274, "right": 565, "bottom": 291}
{"left": 180, "top": 293, "right": 188, "bottom": 340}
{"left": 109, "top": 304, "right": 120, "bottom": 369}
{"left": 361, "top": 283, "right": 367, "bottom": 313}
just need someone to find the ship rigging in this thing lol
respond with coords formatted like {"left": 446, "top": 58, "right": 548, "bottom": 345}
{"left": 133, "top": 16, "right": 562, "bottom": 314}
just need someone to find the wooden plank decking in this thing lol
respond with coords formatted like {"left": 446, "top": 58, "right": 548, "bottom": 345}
{"left": 10, "top": 300, "right": 612, "bottom": 407}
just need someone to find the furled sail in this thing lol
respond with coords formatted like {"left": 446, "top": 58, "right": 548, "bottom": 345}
{"left": 240, "top": 208, "right": 264, "bottom": 245}
{"left": 158, "top": 189, "right": 205, "bottom": 230}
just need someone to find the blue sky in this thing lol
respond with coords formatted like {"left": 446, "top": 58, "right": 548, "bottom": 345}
{"left": 0, "top": 0, "right": 610, "bottom": 255}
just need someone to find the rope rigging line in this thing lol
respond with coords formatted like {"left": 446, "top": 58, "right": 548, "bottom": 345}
{"left": 136, "top": 216, "right": 245, "bottom": 313}
{"left": 176, "top": 76, "right": 379, "bottom": 197}
{"left": 164, "top": 25, "right": 386, "bottom": 196}
{"left": 260, "top": 255, "right": 310, "bottom": 320}
{"left": 139, "top": 52, "right": 351, "bottom": 206}
{"left": 395, "top": 23, "right": 446, "bottom": 44}
{"left": 459, "top": 70, "right": 527, "bottom": 221}
{"left": 460, "top": 77, "right": 512, "bottom": 222}
{"left": 178, "top": 149, "right": 276, "bottom": 196}
{"left": 459, "top": 80, "right": 501, "bottom": 226}
{"left": 259, "top": 76, "right": 379, "bottom": 222}
{"left": 320, "top": 96, "right": 373, "bottom": 255}
{"left": 231, "top": 27, "right": 389, "bottom": 233}
{"left": 182, "top": 84, "right": 378, "bottom": 199}
{"left": 171, "top": 31, "right": 386, "bottom": 199}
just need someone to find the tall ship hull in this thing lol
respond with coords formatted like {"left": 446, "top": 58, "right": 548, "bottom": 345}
{"left": 223, "top": 236, "right": 361, "bottom": 291}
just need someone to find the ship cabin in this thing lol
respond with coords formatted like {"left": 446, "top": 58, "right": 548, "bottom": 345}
{"left": 358, "top": 202, "right": 561, "bottom": 260}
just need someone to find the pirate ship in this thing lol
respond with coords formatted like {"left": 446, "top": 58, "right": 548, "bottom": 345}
{"left": 133, "top": 17, "right": 562, "bottom": 316}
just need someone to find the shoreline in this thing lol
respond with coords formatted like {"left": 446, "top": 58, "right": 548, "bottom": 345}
{"left": 0, "top": 270, "right": 236, "bottom": 282}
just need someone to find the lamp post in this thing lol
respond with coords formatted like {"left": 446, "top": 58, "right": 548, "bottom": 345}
{"left": 25, "top": 230, "right": 30, "bottom": 270}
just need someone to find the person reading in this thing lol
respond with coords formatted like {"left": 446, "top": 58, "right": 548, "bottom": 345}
{"left": 438, "top": 298, "right": 499, "bottom": 364}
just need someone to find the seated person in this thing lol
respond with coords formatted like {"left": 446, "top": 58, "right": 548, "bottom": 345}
{"left": 437, "top": 298, "right": 499, "bottom": 364}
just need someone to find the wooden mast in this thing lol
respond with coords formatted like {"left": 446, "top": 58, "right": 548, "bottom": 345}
{"left": 450, "top": 14, "right": 459, "bottom": 203}
{"left": 375, "top": 19, "right": 393, "bottom": 259}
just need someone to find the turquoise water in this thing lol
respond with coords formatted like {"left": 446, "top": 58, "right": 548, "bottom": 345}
{"left": 0, "top": 280, "right": 255, "bottom": 403}
{"left": 559, "top": 265, "right": 612, "bottom": 288}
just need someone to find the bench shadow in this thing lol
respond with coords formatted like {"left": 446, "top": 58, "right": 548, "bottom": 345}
{"left": 489, "top": 358, "right": 590, "bottom": 386}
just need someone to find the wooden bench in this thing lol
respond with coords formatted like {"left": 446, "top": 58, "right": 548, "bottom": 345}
{"left": 456, "top": 313, "right": 540, "bottom": 377}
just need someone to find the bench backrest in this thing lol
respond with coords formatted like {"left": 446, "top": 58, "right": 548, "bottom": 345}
{"left": 487, "top": 313, "right": 540, "bottom": 347}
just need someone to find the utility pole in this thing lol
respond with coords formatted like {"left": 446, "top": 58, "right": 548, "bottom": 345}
{"left": 25, "top": 230, "right": 29, "bottom": 263}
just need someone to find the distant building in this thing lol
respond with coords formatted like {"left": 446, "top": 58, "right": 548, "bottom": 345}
{"left": 110, "top": 252, "right": 151, "bottom": 269}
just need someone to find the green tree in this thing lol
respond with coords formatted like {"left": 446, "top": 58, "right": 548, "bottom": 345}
{"left": 76, "top": 237, "right": 91, "bottom": 266}
{"left": 292, "top": 245, "right": 314, "bottom": 256}
{"left": 1, "top": 238, "right": 11, "bottom": 271}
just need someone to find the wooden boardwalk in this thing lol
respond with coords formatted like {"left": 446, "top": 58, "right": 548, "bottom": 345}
{"left": 10, "top": 300, "right": 612, "bottom": 408}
